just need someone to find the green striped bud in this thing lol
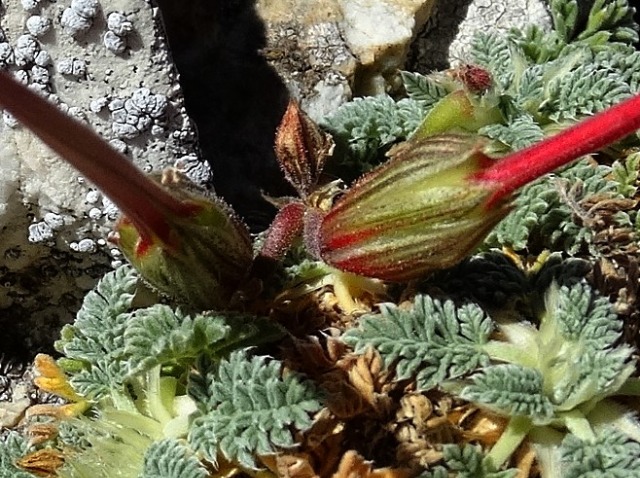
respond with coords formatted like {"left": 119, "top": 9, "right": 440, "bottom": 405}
{"left": 316, "top": 134, "right": 511, "bottom": 281}
{"left": 110, "top": 170, "right": 253, "bottom": 310}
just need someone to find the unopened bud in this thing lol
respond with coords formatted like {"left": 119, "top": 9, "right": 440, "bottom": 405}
{"left": 110, "top": 170, "right": 253, "bottom": 309}
{"left": 317, "top": 134, "right": 510, "bottom": 281}
{"left": 274, "top": 100, "right": 334, "bottom": 197}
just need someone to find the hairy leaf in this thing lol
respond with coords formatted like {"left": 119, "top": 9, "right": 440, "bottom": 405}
{"left": 545, "top": 64, "right": 632, "bottom": 121}
{"left": 419, "top": 445, "right": 517, "bottom": 478}
{"left": 54, "top": 266, "right": 138, "bottom": 398}
{"left": 484, "top": 159, "right": 619, "bottom": 254}
{"left": 188, "top": 350, "right": 322, "bottom": 469}
{"left": 576, "top": 0, "right": 639, "bottom": 45}
{"left": 479, "top": 114, "right": 544, "bottom": 150}
{"left": 470, "top": 32, "right": 515, "bottom": 90}
{"left": 612, "top": 152, "right": 640, "bottom": 197}
{"left": 0, "top": 432, "right": 32, "bottom": 478}
{"left": 124, "top": 305, "right": 284, "bottom": 375}
{"left": 400, "top": 71, "right": 449, "bottom": 107}
{"left": 141, "top": 439, "right": 208, "bottom": 478}
{"left": 343, "top": 294, "right": 492, "bottom": 390}
{"left": 461, "top": 364, "right": 555, "bottom": 423}
{"left": 561, "top": 428, "right": 640, "bottom": 478}
{"left": 540, "top": 282, "right": 634, "bottom": 407}
{"left": 321, "top": 95, "right": 424, "bottom": 174}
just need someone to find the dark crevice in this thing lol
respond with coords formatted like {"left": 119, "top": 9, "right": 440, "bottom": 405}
{"left": 154, "top": 0, "right": 292, "bottom": 231}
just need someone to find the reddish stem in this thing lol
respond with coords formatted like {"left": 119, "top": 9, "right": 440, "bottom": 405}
{"left": 259, "top": 201, "right": 306, "bottom": 261}
{"left": 0, "top": 71, "right": 194, "bottom": 245}
{"left": 474, "top": 93, "right": 640, "bottom": 208}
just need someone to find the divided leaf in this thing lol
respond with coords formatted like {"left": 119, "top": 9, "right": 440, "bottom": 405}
{"left": 321, "top": 95, "right": 424, "bottom": 175}
{"left": 141, "top": 439, "right": 208, "bottom": 478}
{"left": 561, "top": 428, "right": 640, "bottom": 478}
{"left": 55, "top": 265, "right": 138, "bottom": 398}
{"left": 55, "top": 265, "right": 138, "bottom": 363}
{"left": 343, "top": 294, "right": 492, "bottom": 390}
{"left": 400, "top": 71, "right": 449, "bottom": 107}
{"left": 460, "top": 364, "right": 555, "bottom": 423}
{"left": 188, "top": 350, "right": 323, "bottom": 469}
{"left": 419, "top": 445, "right": 517, "bottom": 478}
{"left": 124, "top": 305, "right": 285, "bottom": 375}
{"left": 484, "top": 159, "right": 620, "bottom": 253}
{"left": 479, "top": 114, "right": 544, "bottom": 150}
{"left": 0, "top": 432, "right": 33, "bottom": 478}
{"left": 539, "top": 282, "right": 635, "bottom": 407}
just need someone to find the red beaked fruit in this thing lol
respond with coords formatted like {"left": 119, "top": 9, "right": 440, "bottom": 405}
{"left": 0, "top": 71, "right": 253, "bottom": 309}
{"left": 317, "top": 93, "right": 640, "bottom": 281}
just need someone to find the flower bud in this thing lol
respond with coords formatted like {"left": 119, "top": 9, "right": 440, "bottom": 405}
{"left": 317, "top": 134, "right": 511, "bottom": 281}
{"left": 274, "top": 100, "right": 334, "bottom": 197}
{"left": 110, "top": 169, "right": 253, "bottom": 310}
{"left": 412, "top": 89, "right": 503, "bottom": 139}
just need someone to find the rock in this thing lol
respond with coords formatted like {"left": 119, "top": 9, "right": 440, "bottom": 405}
{"left": 0, "top": 0, "right": 205, "bottom": 354}
{"left": 260, "top": 0, "right": 550, "bottom": 114}
{"left": 257, "top": 0, "right": 436, "bottom": 119}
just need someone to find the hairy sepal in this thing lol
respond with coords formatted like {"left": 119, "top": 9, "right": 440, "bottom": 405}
{"left": 318, "top": 134, "right": 511, "bottom": 281}
{"left": 113, "top": 190, "right": 252, "bottom": 310}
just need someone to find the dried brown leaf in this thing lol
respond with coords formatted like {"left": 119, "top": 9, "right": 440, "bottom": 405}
{"left": 16, "top": 449, "right": 65, "bottom": 478}
{"left": 331, "top": 450, "right": 411, "bottom": 478}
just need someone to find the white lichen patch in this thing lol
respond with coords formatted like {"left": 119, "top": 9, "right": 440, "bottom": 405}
{"left": 109, "top": 88, "right": 168, "bottom": 139}
{"left": 61, "top": 0, "right": 100, "bottom": 38}
{"left": 20, "top": 0, "right": 42, "bottom": 12}
{"left": 57, "top": 57, "right": 87, "bottom": 77}
{"left": 13, "top": 33, "right": 39, "bottom": 66}
{"left": 25, "top": 15, "right": 52, "bottom": 37}
{"left": 103, "top": 11, "right": 134, "bottom": 54}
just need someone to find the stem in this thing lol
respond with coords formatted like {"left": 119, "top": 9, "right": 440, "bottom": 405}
{"left": 0, "top": 71, "right": 193, "bottom": 244}
{"left": 484, "top": 414, "right": 532, "bottom": 470}
{"left": 558, "top": 409, "right": 595, "bottom": 441}
{"left": 474, "top": 93, "right": 640, "bottom": 208}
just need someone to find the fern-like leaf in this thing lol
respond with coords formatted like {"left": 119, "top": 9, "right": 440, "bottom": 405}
{"left": 0, "top": 432, "right": 33, "bottom": 478}
{"left": 461, "top": 364, "right": 555, "bottom": 423}
{"left": 612, "top": 152, "right": 640, "bottom": 197}
{"left": 479, "top": 114, "right": 544, "bottom": 150}
{"left": 540, "top": 282, "right": 635, "bottom": 407}
{"left": 576, "top": 0, "right": 639, "bottom": 45}
{"left": 342, "top": 295, "right": 492, "bottom": 390}
{"left": 561, "top": 428, "right": 640, "bottom": 478}
{"left": 54, "top": 265, "right": 138, "bottom": 398}
{"left": 321, "top": 95, "right": 424, "bottom": 174}
{"left": 124, "top": 305, "right": 284, "bottom": 375}
{"left": 188, "top": 350, "right": 322, "bottom": 469}
{"left": 544, "top": 63, "right": 632, "bottom": 121}
{"left": 400, "top": 71, "right": 449, "bottom": 107}
{"left": 484, "top": 159, "right": 620, "bottom": 254}
{"left": 549, "top": 0, "right": 580, "bottom": 43}
{"left": 141, "top": 439, "right": 208, "bottom": 478}
{"left": 470, "top": 32, "right": 515, "bottom": 90}
{"left": 419, "top": 444, "right": 517, "bottom": 478}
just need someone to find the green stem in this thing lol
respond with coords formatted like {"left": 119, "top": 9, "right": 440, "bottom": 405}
{"left": 557, "top": 409, "right": 595, "bottom": 441}
{"left": 484, "top": 415, "right": 533, "bottom": 470}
